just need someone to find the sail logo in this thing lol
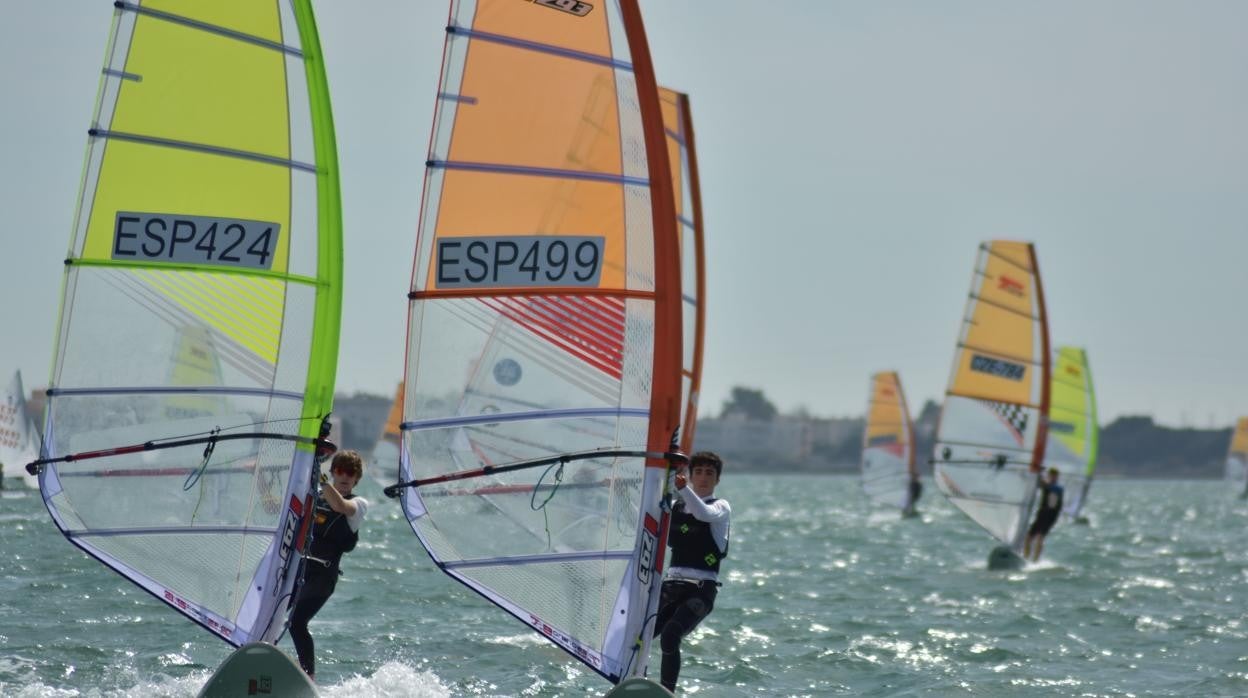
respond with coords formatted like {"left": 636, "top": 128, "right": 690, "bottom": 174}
{"left": 276, "top": 495, "right": 305, "bottom": 585}
{"left": 997, "top": 275, "right": 1026, "bottom": 297}
{"left": 527, "top": 613, "right": 602, "bottom": 667}
{"left": 637, "top": 513, "right": 660, "bottom": 585}
{"left": 1065, "top": 365, "right": 1082, "bottom": 377}
{"left": 164, "top": 589, "right": 231, "bottom": 638}
{"left": 1049, "top": 420, "right": 1076, "bottom": 434}
{"left": 493, "top": 358, "right": 522, "bottom": 386}
{"left": 969, "top": 354, "right": 1025, "bottom": 381}
{"left": 534, "top": 0, "right": 593, "bottom": 16}
{"left": 435, "top": 235, "right": 604, "bottom": 289}
{"left": 112, "top": 212, "right": 280, "bottom": 271}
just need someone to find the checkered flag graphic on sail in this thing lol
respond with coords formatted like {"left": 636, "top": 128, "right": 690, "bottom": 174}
{"left": 979, "top": 399, "right": 1028, "bottom": 443}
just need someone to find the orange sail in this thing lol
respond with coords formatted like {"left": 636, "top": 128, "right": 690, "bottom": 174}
{"left": 387, "top": 0, "right": 681, "bottom": 684}
{"left": 658, "top": 87, "right": 706, "bottom": 453}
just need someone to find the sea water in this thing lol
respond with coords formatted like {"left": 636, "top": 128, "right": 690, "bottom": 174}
{"left": 2, "top": 475, "right": 1246, "bottom": 697}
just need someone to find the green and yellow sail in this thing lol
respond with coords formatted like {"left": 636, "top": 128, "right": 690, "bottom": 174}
{"left": 34, "top": 0, "right": 341, "bottom": 646}
{"left": 1044, "top": 347, "right": 1098, "bottom": 518}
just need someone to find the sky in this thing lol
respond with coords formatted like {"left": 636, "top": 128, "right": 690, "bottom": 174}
{"left": 2, "top": 1, "right": 1246, "bottom": 429}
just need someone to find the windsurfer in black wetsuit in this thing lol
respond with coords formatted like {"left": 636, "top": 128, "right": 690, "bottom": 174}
{"left": 654, "top": 451, "right": 731, "bottom": 693}
{"left": 902, "top": 476, "right": 922, "bottom": 517}
{"left": 1023, "top": 467, "right": 1063, "bottom": 562}
{"left": 289, "top": 450, "right": 369, "bottom": 680}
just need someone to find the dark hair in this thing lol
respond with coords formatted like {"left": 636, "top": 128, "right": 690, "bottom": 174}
{"left": 690, "top": 451, "right": 723, "bottom": 477}
{"left": 331, "top": 450, "right": 365, "bottom": 481}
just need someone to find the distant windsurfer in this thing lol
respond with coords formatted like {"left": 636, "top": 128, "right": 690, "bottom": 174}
{"left": 654, "top": 451, "right": 731, "bottom": 693}
{"left": 289, "top": 450, "right": 369, "bottom": 680}
{"left": 902, "top": 476, "right": 922, "bottom": 517}
{"left": 1023, "top": 467, "right": 1063, "bottom": 562}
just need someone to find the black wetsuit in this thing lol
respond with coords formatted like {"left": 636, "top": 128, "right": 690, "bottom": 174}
{"left": 654, "top": 496, "right": 728, "bottom": 692}
{"left": 290, "top": 493, "right": 358, "bottom": 676}
{"left": 1028, "top": 482, "right": 1064, "bottom": 536}
{"left": 905, "top": 478, "right": 922, "bottom": 513}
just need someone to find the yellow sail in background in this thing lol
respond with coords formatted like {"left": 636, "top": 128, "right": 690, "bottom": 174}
{"left": 1225, "top": 417, "right": 1248, "bottom": 496}
{"left": 933, "top": 241, "right": 1051, "bottom": 550}
{"left": 1045, "top": 346, "right": 1098, "bottom": 518}
{"left": 861, "top": 371, "right": 916, "bottom": 510}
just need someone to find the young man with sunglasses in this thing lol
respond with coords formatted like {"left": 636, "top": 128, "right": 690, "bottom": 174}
{"left": 289, "top": 449, "right": 369, "bottom": 680}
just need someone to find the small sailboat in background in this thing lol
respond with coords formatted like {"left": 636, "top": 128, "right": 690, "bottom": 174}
{"left": 25, "top": 1, "right": 344, "bottom": 692}
{"left": 932, "top": 241, "right": 1052, "bottom": 570}
{"left": 384, "top": 0, "right": 683, "bottom": 692}
{"left": 1045, "top": 347, "right": 1098, "bottom": 523}
{"left": 861, "top": 371, "right": 920, "bottom": 517}
{"left": 1, "top": 370, "right": 42, "bottom": 489}
{"left": 1225, "top": 417, "right": 1248, "bottom": 498}
{"left": 368, "top": 382, "right": 404, "bottom": 486}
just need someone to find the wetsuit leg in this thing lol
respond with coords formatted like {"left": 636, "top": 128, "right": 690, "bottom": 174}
{"left": 1029, "top": 512, "right": 1058, "bottom": 537}
{"left": 288, "top": 562, "right": 338, "bottom": 676}
{"left": 656, "top": 583, "right": 716, "bottom": 692}
{"left": 288, "top": 593, "right": 329, "bottom": 675}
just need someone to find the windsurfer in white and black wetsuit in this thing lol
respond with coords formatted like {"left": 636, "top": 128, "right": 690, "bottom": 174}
{"left": 289, "top": 450, "right": 369, "bottom": 680}
{"left": 654, "top": 451, "right": 731, "bottom": 693}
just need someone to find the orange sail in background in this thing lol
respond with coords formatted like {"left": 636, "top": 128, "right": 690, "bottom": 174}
{"left": 369, "top": 382, "right": 404, "bottom": 485}
{"left": 658, "top": 87, "right": 706, "bottom": 454}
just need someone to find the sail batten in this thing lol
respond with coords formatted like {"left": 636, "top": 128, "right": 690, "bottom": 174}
{"left": 958, "top": 299, "right": 1038, "bottom": 324}
{"left": 88, "top": 129, "right": 318, "bottom": 171}
{"left": 427, "top": 159, "right": 651, "bottom": 185}
{"left": 446, "top": 24, "right": 635, "bottom": 70}
{"left": 115, "top": 1, "right": 304, "bottom": 55}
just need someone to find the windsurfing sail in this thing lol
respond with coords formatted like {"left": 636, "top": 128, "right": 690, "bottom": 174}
{"left": 932, "top": 241, "right": 1051, "bottom": 552}
{"left": 369, "top": 382, "right": 404, "bottom": 485}
{"left": 29, "top": 0, "right": 342, "bottom": 646}
{"left": 1043, "top": 347, "right": 1098, "bottom": 518}
{"left": 658, "top": 87, "right": 706, "bottom": 453}
{"left": 1225, "top": 417, "right": 1248, "bottom": 496}
{"left": 386, "top": 0, "right": 682, "bottom": 684}
{"left": 1, "top": 370, "right": 42, "bottom": 489}
{"left": 861, "top": 371, "right": 916, "bottom": 509}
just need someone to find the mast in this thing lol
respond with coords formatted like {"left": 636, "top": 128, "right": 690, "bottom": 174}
{"left": 618, "top": 0, "right": 682, "bottom": 675}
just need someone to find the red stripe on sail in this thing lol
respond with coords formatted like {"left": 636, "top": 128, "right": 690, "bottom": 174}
{"left": 482, "top": 295, "right": 626, "bottom": 379}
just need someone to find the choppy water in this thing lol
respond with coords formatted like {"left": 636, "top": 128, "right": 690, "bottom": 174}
{"left": 2, "top": 475, "right": 1247, "bottom": 697}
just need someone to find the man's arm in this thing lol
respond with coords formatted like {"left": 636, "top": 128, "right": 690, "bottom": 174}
{"left": 675, "top": 485, "right": 730, "bottom": 523}
{"left": 320, "top": 481, "right": 358, "bottom": 517}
